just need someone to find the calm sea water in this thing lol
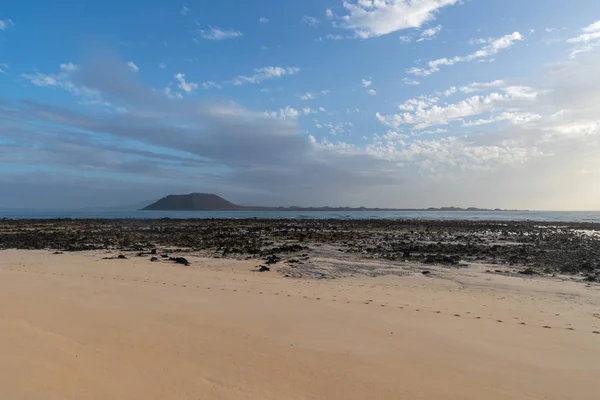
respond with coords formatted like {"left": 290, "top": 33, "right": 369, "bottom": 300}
{"left": 1, "top": 209, "right": 600, "bottom": 223}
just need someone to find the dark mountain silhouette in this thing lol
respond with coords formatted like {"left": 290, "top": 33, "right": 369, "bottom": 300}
{"left": 142, "top": 193, "right": 516, "bottom": 212}
{"left": 143, "top": 193, "right": 242, "bottom": 211}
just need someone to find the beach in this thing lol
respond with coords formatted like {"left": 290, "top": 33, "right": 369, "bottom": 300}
{"left": 1, "top": 219, "right": 600, "bottom": 399}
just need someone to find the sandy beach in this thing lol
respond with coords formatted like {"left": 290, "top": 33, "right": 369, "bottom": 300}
{"left": 1, "top": 248, "right": 599, "bottom": 400}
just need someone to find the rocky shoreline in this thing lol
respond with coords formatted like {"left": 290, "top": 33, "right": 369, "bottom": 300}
{"left": 1, "top": 219, "right": 599, "bottom": 281}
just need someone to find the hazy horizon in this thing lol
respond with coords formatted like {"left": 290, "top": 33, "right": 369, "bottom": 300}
{"left": 2, "top": 1, "right": 600, "bottom": 211}
{"left": 2, "top": 192, "right": 599, "bottom": 212}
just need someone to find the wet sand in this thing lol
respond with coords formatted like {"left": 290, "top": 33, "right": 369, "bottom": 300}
{"left": 1, "top": 249, "right": 599, "bottom": 400}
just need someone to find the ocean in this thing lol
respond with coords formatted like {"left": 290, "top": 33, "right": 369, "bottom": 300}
{"left": 1, "top": 209, "right": 600, "bottom": 222}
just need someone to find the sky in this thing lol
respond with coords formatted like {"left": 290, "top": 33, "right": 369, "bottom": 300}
{"left": 1, "top": 0, "right": 600, "bottom": 210}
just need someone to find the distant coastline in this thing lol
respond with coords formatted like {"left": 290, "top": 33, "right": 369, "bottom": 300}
{"left": 142, "top": 193, "right": 522, "bottom": 212}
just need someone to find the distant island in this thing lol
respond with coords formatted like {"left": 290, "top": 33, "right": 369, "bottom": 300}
{"left": 142, "top": 193, "right": 516, "bottom": 212}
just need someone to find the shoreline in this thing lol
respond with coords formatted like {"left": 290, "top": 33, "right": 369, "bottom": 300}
{"left": 3, "top": 210, "right": 600, "bottom": 224}
{"left": 1, "top": 218, "right": 599, "bottom": 279}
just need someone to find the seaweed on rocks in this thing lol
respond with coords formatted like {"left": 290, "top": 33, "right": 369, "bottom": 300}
{"left": 1, "top": 218, "right": 599, "bottom": 277}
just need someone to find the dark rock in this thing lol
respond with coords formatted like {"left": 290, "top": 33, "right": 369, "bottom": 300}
{"left": 422, "top": 270, "right": 431, "bottom": 275}
{"left": 423, "top": 254, "right": 459, "bottom": 265}
{"left": 52, "top": 251, "right": 63, "bottom": 255}
{"left": 258, "top": 265, "right": 270, "bottom": 272}
{"left": 150, "top": 249, "right": 157, "bottom": 255}
{"left": 150, "top": 257, "right": 158, "bottom": 262}
{"left": 161, "top": 254, "right": 169, "bottom": 258}
{"left": 518, "top": 268, "right": 537, "bottom": 275}
{"left": 117, "top": 254, "right": 127, "bottom": 259}
{"left": 270, "top": 244, "right": 308, "bottom": 253}
{"left": 265, "top": 254, "right": 281, "bottom": 265}
{"left": 169, "top": 257, "right": 190, "bottom": 266}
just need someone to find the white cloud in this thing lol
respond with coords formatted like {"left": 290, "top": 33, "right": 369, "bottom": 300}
{"left": 315, "top": 34, "right": 349, "bottom": 42}
{"left": 267, "top": 106, "right": 326, "bottom": 120}
{"left": 164, "top": 87, "right": 183, "bottom": 99}
{"left": 21, "top": 72, "right": 58, "bottom": 86}
{"left": 461, "top": 112, "right": 542, "bottom": 127}
{"left": 259, "top": 17, "right": 269, "bottom": 24}
{"left": 417, "top": 25, "right": 442, "bottom": 42}
{"left": 459, "top": 80, "right": 506, "bottom": 93}
{"left": 180, "top": 5, "right": 190, "bottom": 16}
{"left": 0, "top": 63, "right": 9, "bottom": 74}
{"left": 469, "top": 37, "right": 492, "bottom": 45}
{"left": 567, "top": 20, "right": 600, "bottom": 58}
{"left": 377, "top": 83, "right": 539, "bottom": 129}
{"left": 59, "top": 62, "right": 78, "bottom": 72}
{"left": 158, "top": 63, "right": 166, "bottom": 69}
{"left": 199, "top": 26, "right": 243, "bottom": 40}
{"left": 399, "top": 35, "right": 412, "bottom": 43}
{"left": 20, "top": 62, "right": 109, "bottom": 106}
{"left": 408, "top": 32, "right": 524, "bottom": 76}
{"left": 362, "top": 78, "right": 376, "bottom": 95}
{"left": 202, "top": 81, "right": 221, "bottom": 89}
{"left": 230, "top": 66, "right": 300, "bottom": 86}
{"left": 437, "top": 87, "right": 456, "bottom": 97}
{"left": 317, "top": 122, "right": 354, "bottom": 135}
{"left": 269, "top": 106, "right": 300, "bottom": 120}
{"left": 402, "top": 78, "right": 420, "bottom": 85}
{"left": 174, "top": 73, "right": 198, "bottom": 93}
{"left": 302, "top": 16, "right": 319, "bottom": 26}
{"left": 0, "top": 18, "right": 14, "bottom": 31}
{"left": 300, "top": 90, "right": 330, "bottom": 101}
{"left": 126, "top": 61, "right": 139, "bottom": 72}
{"left": 330, "top": 0, "right": 458, "bottom": 39}
{"left": 325, "top": 9, "right": 333, "bottom": 18}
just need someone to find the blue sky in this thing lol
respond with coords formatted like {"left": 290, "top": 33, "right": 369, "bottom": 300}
{"left": 2, "top": 0, "right": 600, "bottom": 209}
